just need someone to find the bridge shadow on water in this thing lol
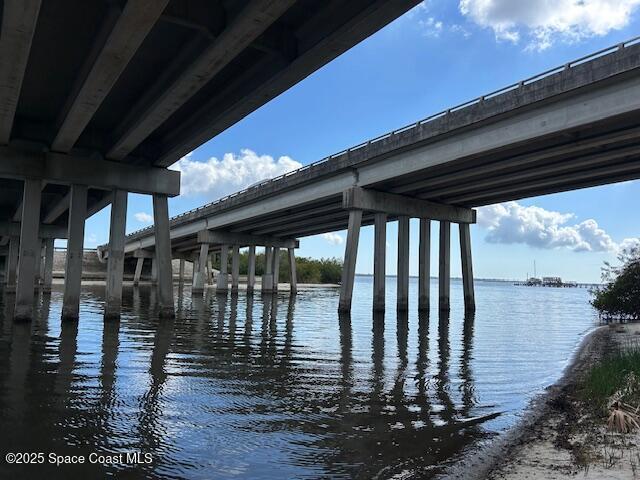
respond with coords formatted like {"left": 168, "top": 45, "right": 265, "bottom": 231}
{"left": 0, "top": 283, "right": 499, "bottom": 479}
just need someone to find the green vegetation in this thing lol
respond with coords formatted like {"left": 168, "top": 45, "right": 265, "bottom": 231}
{"left": 212, "top": 251, "right": 342, "bottom": 284}
{"left": 591, "top": 246, "right": 640, "bottom": 321}
{"left": 582, "top": 349, "right": 640, "bottom": 408}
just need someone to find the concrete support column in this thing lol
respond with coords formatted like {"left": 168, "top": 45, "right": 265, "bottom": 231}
{"left": 439, "top": 220, "right": 451, "bottom": 312}
{"left": 42, "top": 238, "right": 54, "bottom": 293}
{"left": 206, "top": 257, "right": 212, "bottom": 285}
{"left": 104, "top": 189, "right": 128, "bottom": 319}
{"left": 418, "top": 219, "right": 431, "bottom": 311}
{"left": 338, "top": 210, "right": 362, "bottom": 312}
{"left": 35, "top": 240, "right": 43, "bottom": 285}
{"left": 272, "top": 247, "right": 280, "bottom": 292}
{"left": 133, "top": 258, "right": 144, "bottom": 285}
{"left": 192, "top": 243, "right": 208, "bottom": 293}
{"left": 397, "top": 216, "right": 410, "bottom": 311}
{"left": 262, "top": 246, "right": 273, "bottom": 293}
{"left": 288, "top": 248, "right": 297, "bottom": 294}
{"left": 459, "top": 223, "right": 476, "bottom": 312}
{"left": 150, "top": 258, "right": 158, "bottom": 285}
{"left": 15, "top": 179, "right": 42, "bottom": 320}
{"left": 191, "top": 257, "right": 198, "bottom": 284}
{"left": 5, "top": 236, "right": 19, "bottom": 292}
{"left": 231, "top": 245, "right": 240, "bottom": 292}
{"left": 373, "top": 213, "right": 386, "bottom": 311}
{"left": 247, "top": 245, "right": 256, "bottom": 293}
{"left": 178, "top": 259, "right": 185, "bottom": 284}
{"left": 153, "top": 193, "right": 174, "bottom": 317}
{"left": 217, "top": 244, "right": 229, "bottom": 292}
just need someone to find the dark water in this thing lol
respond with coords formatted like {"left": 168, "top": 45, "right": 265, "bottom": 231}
{"left": 0, "top": 277, "right": 596, "bottom": 479}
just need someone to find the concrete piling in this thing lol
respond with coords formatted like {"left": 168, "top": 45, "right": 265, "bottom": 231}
{"left": 373, "top": 213, "right": 386, "bottom": 311}
{"left": 439, "top": 220, "right": 450, "bottom": 311}
{"left": 15, "top": 179, "right": 42, "bottom": 320}
{"left": 104, "top": 189, "right": 127, "bottom": 319}
{"left": 418, "top": 219, "right": 431, "bottom": 311}
{"left": 397, "top": 216, "right": 410, "bottom": 311}
{"left": 153, "top": 193, "right": 174, "bottom": 317}
{"left": 338, "top": 209, "right": 362, "bottom": 312}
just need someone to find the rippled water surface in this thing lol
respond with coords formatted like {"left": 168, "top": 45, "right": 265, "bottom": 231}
{"left": 0, "top": 277, "right": 596, "bottom": 478}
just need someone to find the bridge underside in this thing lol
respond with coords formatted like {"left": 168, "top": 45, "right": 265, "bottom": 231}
{"left": 3, "top": 8, "right": 640, "bottom": 317}
{"left": 0, "top": 0, "right": 420, "bottom": 320}
{"left": 110, "top": 40, "right": 640, "bottom": 313}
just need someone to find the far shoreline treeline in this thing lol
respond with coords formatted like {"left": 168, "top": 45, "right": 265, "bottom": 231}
{"left": 212, "top": 251, "right": 342, "bottom": 284}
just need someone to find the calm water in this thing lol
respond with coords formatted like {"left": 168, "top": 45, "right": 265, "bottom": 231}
{"left": 0, "top": 277, "right": 596, "bottom": 479}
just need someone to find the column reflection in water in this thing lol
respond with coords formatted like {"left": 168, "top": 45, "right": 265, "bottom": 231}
{"left": 98, "top": 318, "right": 120, "bottom": 442}
{"left": 137, "top": 315, "right": 174, "bottom": 475}
{"left": 0, "top": 277, "right": 517, "bottom": 479}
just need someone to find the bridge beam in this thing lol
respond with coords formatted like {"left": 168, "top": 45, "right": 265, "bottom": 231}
{"left": 108, "top": 0, "right": 295, "bottom": 161}
{"left": 0, "top": 221, "right": 67, "bottom": 239}
{"left": 196, "top": 230, "right": 298, "bottom": 249}
{"left": 0, "top": 147, "right": 180, "bottom": 196}
{"left": 419, "top": 219, "right": 431, "bottom": 311}
{"left": 459, "top": 223, "right": 476, "bottom": 312}
{"left": 439, "top": 221, "right": 451, "bottom": 312}
{"left": 338, "top": 209, "right": 362, "bottom": 313}
{"left": 373, "top": 213, "right": 386, "bottom": 311}
{"left": 342, "top": 187, "right": 476, "bottom": 223}
{"left": 104, "top": 189, "right": 127, "bottom": 319}
{"left": 0, "top": 0, "right": 41, "bottom": 143}
{"left": 153, "top": 193, "right": 174, "bottom": 317}
{"left": 52, "top": 0, "right": 168, "bottom": 153}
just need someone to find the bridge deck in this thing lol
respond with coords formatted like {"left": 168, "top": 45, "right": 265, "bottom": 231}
{"left": 0, "top": 0, "right": 418, "bottom": 232}
{"left": 118, "top": 38, "right": 640, "bottom": 255}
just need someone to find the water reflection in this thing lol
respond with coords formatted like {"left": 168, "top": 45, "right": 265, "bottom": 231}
{"left": 0, "top": 279, "right": 596, "bottom": 478}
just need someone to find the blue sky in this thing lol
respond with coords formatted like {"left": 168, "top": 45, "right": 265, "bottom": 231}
{"left": 83, "top": 0, "right": 640, "bottom": 283}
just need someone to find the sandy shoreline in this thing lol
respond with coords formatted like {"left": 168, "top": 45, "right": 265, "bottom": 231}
{"left": 443, "top": 323, "right": 640, "bottom": 480}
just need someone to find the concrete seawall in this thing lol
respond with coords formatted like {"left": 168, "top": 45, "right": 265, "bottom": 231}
{"left": 51, "top": 249, "right": 193, "bottom": 281}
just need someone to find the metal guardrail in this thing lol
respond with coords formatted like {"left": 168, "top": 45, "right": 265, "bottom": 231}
{"left": 124, "top": 36, "right": 640, "bottom": 240}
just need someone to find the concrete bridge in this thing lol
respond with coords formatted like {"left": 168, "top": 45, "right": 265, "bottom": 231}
{"left": 0, "top": 0, "right": 421, "bottom": 320}
{"left": 105, "top": 37, "right": 640, "bottom": 314}
{"left": 1, "top": 0, "right": 639, "bottom": 319}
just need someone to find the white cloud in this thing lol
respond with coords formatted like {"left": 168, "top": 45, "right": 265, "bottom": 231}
{"left": 322, "top": 232, "right": 344, "bottom": 246}
{"left": 172, "top": 149, "right": 302, "bottom": 199}
{"left": 459, "top": 0, "right": 640, "bottom": 50}
{"left": 85, "top": 233, "right": 99, "bottom": 248}
{"left": 419, "top": 16, "right": 444, "bottom": 37}
{"left": 619, "top": 237, "right": 640, "bottom": 253}
{"left": 477, "top": 201, "right": 623, "bottom": 252}
{"left": 406, "top": 1, "right": 430, "bottom": 17}
{"left": 134, "top": 212, "right": 154, "bottom": 224}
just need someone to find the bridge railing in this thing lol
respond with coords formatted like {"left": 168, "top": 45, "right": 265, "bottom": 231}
{"left": 123, "top": 36, "right": 640, "bottom": 241}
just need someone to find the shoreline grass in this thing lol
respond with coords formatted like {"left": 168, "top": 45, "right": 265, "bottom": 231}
{"left": 582, "top": 347, "right": 640, "bottom": 409}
